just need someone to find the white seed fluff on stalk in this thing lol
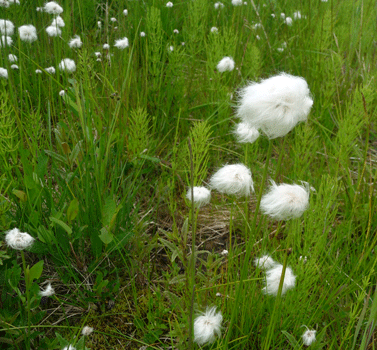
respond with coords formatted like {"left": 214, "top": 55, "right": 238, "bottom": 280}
{"left": 293, "top": 11, "right": 302, "bottom": 20}
{"left": 35, "top": 69, "right": 42, "bottom": 74}
{"left": 8, "top": 54, "right": 17, "bottom": 62}
{"left": 59, "top": 58, "right": 76, "bottom": 72}
{"left": 10, "top": 64, "right": 18, "bottom": 69}
{"left": 285, "top": 17, "right": 293, "bottom": 26}
{"left": 254, "top": 255, "right": 276, "bottom": 269}
{"left": 82, "top": 326, "right": 94, "bottom": 336}
{"left": 103, "top": 43, "right": 110, "bottom": 49}
{"left": 0, "top": 0, "right": 10, "bottom": 8}
{"left": 43, "top": 1, "right": 63, "bottom": 15}
{"left": 46, "top": 25, "right": 61, "bottom": 37}
{"left": 18, "top": 24, "right": 38, "bottom": 43}
{"left": 302, "top": 328, "right": 316, "bottom": 346}
{"left": 234, "top": 122, "right": 260, "bottom": 144}
{"left": 9, "top": 0, "right": 20, "bottom": 4}
{"left": 186, "top": 187, "right": 211, "bottom": 208}
{"left": 39, "top": 283, "right": 55, "bottom": 296}
{"left": 194, "top": 307, "right": 222, "bottom": 346}
{"left": 217, "top": 57, "right": 235, "bottom": 72}
{"left": 51, "top": 15, "right": 65, "bottom": 27}
{"left": 62, "top": 346, "right": 76, "bottom": 350}
{"left": 110, "top": 17, "right": 117, "bottom": 22}
{"left": 262, "top": 264, "right": 296, "bottom": 296}
{"left": 260, "top": 181, "right": 310, "bottom": 220}
{"left": 59, "top": 90, "right": 65, "bottom": 96}
{"left": 236, "top": 73, "right": 313, "bottom": 139}
{"left": 0, "top": 35, "right": 13, "bottom": 47}
{"left": 140, "top": 31, "right": 146, "bottom": 37}
{"left": 166, "top": 1, "right": 173, "bottom": 7}
{"left": 0, "top": 19, "right": 14, "bottom": 35}
{"left": 214, "top": 2, "right": 224, "bottom": 9}
{"left": 232, "top": 0, "right": 242, "bottom": 6}
{"left": 210, "top": 27, "right": 218, "bottom": 33}
{"left": 123, "top": 9, "right": 128, "bottom": 16}
{"left": 69, "top": 35, "right": 82, "bottom": 48}
{"left": 45, "top": 66, "right": 55, "bottom": 74}
{"left": 114, "top": 37, "right": 129, "bottom": 49}
{"left": 209, "top": 163, "right": 254, "bottom": 197}
{"left": 5, "top": 228, "right": 35, "bottom": 250}
{"left": 0, "top": 67, "right": 8, "bottom": 78}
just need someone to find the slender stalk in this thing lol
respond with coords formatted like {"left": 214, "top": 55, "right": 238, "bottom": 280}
{"left": 21, "top": 251, "right": 31, "bottom": 350}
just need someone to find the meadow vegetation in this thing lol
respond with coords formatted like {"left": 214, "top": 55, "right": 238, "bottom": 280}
{"left": 0, "top": 0, "right": 376, "bottom": 349}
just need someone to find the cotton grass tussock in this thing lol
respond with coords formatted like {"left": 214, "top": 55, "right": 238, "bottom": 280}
{"left": 236, "top": 73, "right": 313, "bottom": 139}
{"left": 254, "top": 255, "right": 276, "bottom": 269}
{"left": 302, "top": 328, "right": 316, "bottom": 346}
{"left": 68, "top": 35, "right": 82, "bottom": 48}
{"left": 234, "top": 122, "right": 260, "bottom": 144}
{"left": 114, "top": 37, "right": 129, "bottom": 49}
{"left": 209, "top": 164, "right": 254, "bottom": 197}
{"left": 43, "top": 1, "right": 63, "bottom": 15}
{"left": 0, "top": 19, "right": 14, "bottom": 36}
{"left": 18, "top": 25, "right": 38, "bottom": 43}
{"left": 260, "top": 181, "right": 310, "bottom": 220}
{"left": 217, "top": 57, "right": 235, "bottom": 72}
{"left": 5, "top": 228, "right": 34, "bottom": 250}
{"left": 194, "top": 307, "right": 222, "bottom": 346}
{"left": 263, "top": 264, "right": 296, "bottom": 296}
{"left": 46, "top": 25, "right": 61, "bottom": 37}
{"left": 186, "top": 187, "right": 211, "bottom": 208}
{"left": 0, "top": 67, "right": 8, "bottom": 79}
{"left": 59, "top": 58, "right": 76, "bottom": 73}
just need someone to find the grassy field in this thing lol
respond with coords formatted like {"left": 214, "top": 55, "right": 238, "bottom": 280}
{"left": 0, "top": 0, "right": 376, "bottom": 349}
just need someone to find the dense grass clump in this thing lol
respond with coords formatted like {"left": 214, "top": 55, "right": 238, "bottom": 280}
{"left": 0, "top": 0, "right": 376, "bottom": 349}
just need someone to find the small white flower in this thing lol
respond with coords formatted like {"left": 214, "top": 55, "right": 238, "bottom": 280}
{"left": 59, "top": 90, "right": 65, "bottom": 96}
{"left": 43, "top": 1, "right": 63, "bottom": 15}
{"left": 62, "top": 346, "right": 76, "bottom": 350}
{"left": 293, "top": 11, "right": 302, "bottom": 20}
{"left": 0, "top": 19, "right": 15, "bottom": 36}
{"left": 35, "top": 69, "right": 42, "bottom": 74}
{"left": 45, "top": 66, "right": 55, "bottom": 74}
{"left": 194, "top": 307, "right": 222, "bottom": 346}
{"left": 234, "top": 122, "right": 260, "bottom": 143}
{"left": 232, "top": 0, "right": 242, "bottom": 6}
{"left": 10, "top": 64, "right": 18, "bottom": 69}
{"left": 210, "top": 27, "right": 218, "bottom": 33}
{"left": 244, "top": 1, "right": 247, "bottom": 4}
{"left": 68, "top": 35, "right": 82, "bottom": 48}
{"left": 0, "top": 0, "right": 10, "bottom": 8}
{"left": 46, "top": 25, "right": 61, "bottom": 37}
{"left": 51, "top": 15, "right": 65, "bottom": 27}
{"left": 302, "top": 328, "right": 316, "bottom": 346}
{"left": 39, "top": 283, "right": 55, "bottom": 296}
{"left": 285, "top": 17, "right": 293, "bottom": 26}
{"left": 173, "top": 29, "right": 179, "bottom": 34}
{"left": 220, "top": 249, "right": 228, "bottom": 256}
{"left": 262, "top": 264, "right": 296, "bottom": 296}
{"left": 0, "top": 35, "right": 13, "bottom": 47}
{"left": 110, "top": 17, "right": 117, "bottom": 22}
{"left": 236, "top": 73, "right": 313, "bottom": 139}
{"left": 5, "top": 228, "right": 34, "bottom": 250}
{"left": 0, "top": 67, "right": 8, "bottom": 79}
{"left": 166, "top": 1, "right": 173, "bottom": 7}
{"left": 209, "top": 163, "right": 254, "bottom": 197}
{"left": 114, "top": 37, "right": 129, "bottom": 49}
{"left": 82, "top": 326, "right": 94, "bottom": 336}
{"left": 59, "top": 58, "right": 76, "bottom": 72}
{"left": 140, "top": 31, "right": 146, "bottom": 37}
{"left": 260, "top": 181, "right": 310, "bottom": 220}
{"left": 186, "top": 187, "right": 211, "bottom": 208}
{"left": 217, "top": 56, "right": 235, "bottom": 72}
{"left": 214, "top": 2, "right": 224, "bottom": 9}
{"left": 123, "top": 9, "right": 128, "bottom": 16}
{"left": 254, "top": 255, "right": 276, "bottom": 269}
{"left": 103, "top": 43, "right": 110, "bottom": 49}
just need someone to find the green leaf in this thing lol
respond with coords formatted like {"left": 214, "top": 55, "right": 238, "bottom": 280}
{"left": 29, "top": 260, "right": 44, "bottom": 282}
{"left": 281, "top": 330, "right": 298, "bottom": 347}
{"left": 102, "top": 196, "right": 116, "bottom": 228}
{"left": 50, "top": 216, "right": 72, "bottom": 236}
{"left": 12, "top": 189, "right": 27, "bottom": 202}
{"left": 67, "top": 198, "right": 79, "bottom": 223}
{"left": 99, "top": 227, "right": 113, "bottom": 245}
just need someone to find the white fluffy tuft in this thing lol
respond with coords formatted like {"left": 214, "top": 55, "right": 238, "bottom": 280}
{"left": 186, "top": 187, "right": 211, "bottom": 208}
{"left": 5, "top": 228, "right": 35, "bottom": 250}
{"left": 262, "top": 264, "right": 296, "bottom": 296}
{"left": 18, "top": 25, "right": 38, "bottom": 43}
{"left": 194, "top": 306, "right": 222, "bottom": 345}
{"left": 302, "top": 329, "right": 316, "bottom": 346}
{"left": 217, "top": 57, "right": 235, "bottom": 72}
{"left": 234, "top": 122, "right": 260, "bottom": 143}
{"left": 254, "top": 255, "right": 276, "bottom": 269}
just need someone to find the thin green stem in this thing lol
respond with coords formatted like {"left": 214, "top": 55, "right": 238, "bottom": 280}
{"left": 21, "top": 251, "right": 31, "bottom": 350}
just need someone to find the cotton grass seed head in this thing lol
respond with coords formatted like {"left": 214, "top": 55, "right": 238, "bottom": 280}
{"left": 260, "top": 181, "right": 310, "bottom": 220}
{"left": 0, "top": 19, "right": 14, "bottom": 35}
{"left": 194, "top": 307, "right": 222, "bottom": 346}
{"left": 302, "top": 328, "right": 316, "bottom": 346}
{"left": 232, "top": 0, "right": 242, "bottom": 6}
{"left": 210, "top": 26, "right": 218, "bottom": 33}
{"left": 45, "top": 66, "right": 55, "bottom": 74}
{"left": 82, "top": 326, "right": 94, "bottom": 336}
{"left": 46, "top": 25, "right": 61, "bottom": 37}
{"left": 0, "top": 67, "right": 8, "bottom": 79}
{"left": 5, "top": 228, "right": 35, "bottom": 250}
{"left": 114, "top": 37, "right": 128, "bottom": 49}
{"left": 0, "top": 35, "right": 12, "bottom": 47}
{"left": 51, "top": 15, "right": 65, "bottom": 27}
{"left": 140, "top": 31, "right": 146, "bottom": 37}
{"left": 254, "top": 255, "right": 276, "bottom": 269}
{"left": 234, "top": 122, "right": 260, "bottom": 144}
{"left": 217, "top": 57, "right": 235, "bottom": 72}
{"left": 103, "top": 43, "right": 110, "bottom": 49}
{"left": 262, "top": 264, "right": 296, "bottom": 296}
{"left": 8, "top": 54, "right": 17, "bottom": 62}
{"left": 43, "top": 1, "right": 63, "bottom": 15}
{"left": 69, "top": 35, "right": 82, "bottom": 48}
{"left": 209, "top": 163, "right": 254, "bottom": 197}
{"left": 186, "top": 187, "right": 211, "bottom": 208}
{"left": 0, "top": 0, "right": 10, "bottom": 8}
{"left": 62, "top": 346, "right": 76, "bottom": 350}
{"left": 18, "top": 24, "right": 38, "bottom": 43}
{"left": 236, "top": 72, "right": 313, "bottom": 139}
{"left": 123, "top": 9, "right": 128, "bottom": 16}
{"left": 59, "top": 58, "right": 76, "bottom": 73}
{"left": 10, "top": 64, "right": 18, "bottom": 69}
{"left": 166, "top": 1, "right": 173, "bottom": 7}
{"left": 214, "top": 2, "right": 224, "bottom": 9}
{"left": 39, "top": 283, "right": 55, "bottom": 297}
{"left": 285, "top": 17, "right": 293, "bottom": 26}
